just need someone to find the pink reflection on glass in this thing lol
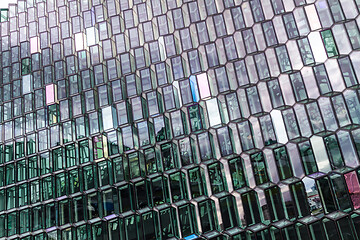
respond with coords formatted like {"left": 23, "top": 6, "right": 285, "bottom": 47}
{"left": 197, "top": 73, "right": 211, "bottom": 99}
{"left": 30, "top": 37, "right": 39, "bottom": 54}
{"left": 46, "top": 84, "right": 56, "bottom": 105}
{"left": 345, "top": 171, "right": 360, "bottom": 209}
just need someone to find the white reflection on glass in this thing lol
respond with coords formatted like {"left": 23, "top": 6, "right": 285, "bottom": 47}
{"left": 86, "top": 27, "right": 98, "bottom": 46}
{"left": 75, "top": 33, "right": 85, "bottom": 51}
{"left": 30, "top": 37, "right": 40, "bottom": 54}
{"left": 308, "top": 31, "right": 327, "bottom": 63}
{"left": 270, "top": 109, "right": 288, "bottom": 144}
{"left": 310, "top": 135, "right": 331, "bottom": 173}
{"left": 304, "top": 5, "right": 322, "bottom": 31}
{"left": 206, "top": 99, "right": 222, "bottom": 127}
{"left": 102, "top": 106, "right": 115, "bottom": 131}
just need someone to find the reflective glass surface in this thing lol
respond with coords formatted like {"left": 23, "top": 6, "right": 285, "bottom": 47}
{"left": 1, "top": 0, "right": 360, "bottom": 239}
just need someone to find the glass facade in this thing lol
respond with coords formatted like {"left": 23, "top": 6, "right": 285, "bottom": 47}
{"left": 1, "top": 0, "right": 360, "bottom": 239}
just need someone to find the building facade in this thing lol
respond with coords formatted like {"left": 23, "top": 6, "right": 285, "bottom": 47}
{"left": 1, "top": 0, "right": 360, "bottom": 239}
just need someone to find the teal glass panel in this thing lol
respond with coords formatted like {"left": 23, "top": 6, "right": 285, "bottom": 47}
{"left": 321, "top": 29, "right": 339, "bottom": 57}
{"left": 275, "top": 45, "right": 292, "bottom": 73}
{"left": 208, "top": 162, "right": 226, "bottom": 194}
{"left": 324, "top": 134, "right": 344, "bottom": 169}
{"left": 159, "top": 206, "right": 179, "bottom": 239}
{"left": 198, "top": 199, "right": 218, "bottom": 233}
{"left": 250, "top": 152, "right": 269, "bottom": 185}
{"left": 274, "top": 146, "right": 293, "bottom": 180}
{"left": 297, "top": 37, "right": 315, "bottom": 65}
{"left": 169, "top": 171, "right": 188, "bottom": 202}
{"left": 298, "top": 141, "right": 318, "bottom": 175}
{"left": 241, "top": 191, "right": 261, "bottom": 226}
{"left": 290, "top": 181, "right": 311, "bottom": 218}
{"left": 264, "top": 186, "right": 285, "bottom": 222}
{"left": 228, "top": 157, "right": 247, "bottom": 190}
{"left": 188, "top": 167, "right": 206, "bottom": 198}
{"left": 178, "top": 203, "right": 198, "bottom": 238}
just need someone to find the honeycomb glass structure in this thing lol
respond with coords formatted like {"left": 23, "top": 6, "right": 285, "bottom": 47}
{"left": 2, "top": 0, "right": 360, "bottom": 239}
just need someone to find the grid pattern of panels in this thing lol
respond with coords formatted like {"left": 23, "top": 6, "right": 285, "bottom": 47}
{"left": 2, "top": 0, "right": 360, "bottom": 239}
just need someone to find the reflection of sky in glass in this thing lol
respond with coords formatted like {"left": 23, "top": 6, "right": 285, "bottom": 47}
{"left": 189, "top": 76, "right": 200, "bottom": 102}
{"left": 310, "top": 136, "right": 331, "bottom": 173}
{"left": 270, "top": 110, "right": 288, "bottom": 144}
{"left": 302, "top": 176, "right": 322, "bottom": 215}
{"left": 308, "top": 32, "right": 327, "bottom": 63}
{"left": 337, "top": 131, "right": 359, "bottom": 168}
{"left": 303, "top": 177, "right": 316, "bottom": 193}
{"left": 30, "top": 37, "right": 40, "bottom": 54}
{"left": 197, "top": 73, "right": 211, "bottom": 99}
{"left": 75, "top": 33, "right": 85, "bottom": 51}
{"left": 316, "top": 0, "right": 327, "bottom": 10}
{"left": 206, "top": 99, "right": 221, "bottom": 127}
{"left": 138, "top": 121, "right": 149, "bottom": 146}
{"left": 22, "top": 75, "right": 32, "bottom": 94}
{"left": 4, "top": 121, "right": 13, "bottom": 141}
{"left": 305, "top": 5, "right": 322, "bottom": 31}
{"left": 184, "top": 234, "right": 198, "bottom": 240}
{"left": 287, "top": 143, "right": 304, "bottom": 178}
{"left": 102, "top": 106, "right": 114, "bottom": 131}
{"left": 332, "top": 24, "right": 352, "bottom": 55}
{"left": 301, "top": 67, "right": 320, "bottom": 99}
{"left": 326, "top": 59, "right": 345, "bottom": 92}
{"left": 1, "top": 0, "right": 360, "bottom": 236}
{"left": 86, "top": 27, "right": 98, "bottom": 46}
{"left": 46, "top": 84, "right": 56, "bottom": 105}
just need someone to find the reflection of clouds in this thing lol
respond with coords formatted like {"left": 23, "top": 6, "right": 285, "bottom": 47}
{"left": 310, "top": 136, "right": 331, "bottom": 173}
{"left": 326, "top": 59, "right": 345, "bottom": 92}
{"left": 318, "top": 97, "right": 337, "bottom": 131}
{"left": 206, "top": 99, "right": 221, "bottom": 127}
{"left": 102, "top": 106, "right": 113, "bottom": 130}
{"left": 303, "top": 177, "right": 316, "bottom": 193}
{"left": 302, "top": 66, "right": 320, "bottom": 99}
{"left": 270, "top": 110, "right": 288, "bottom": 144}
{"left": 308, "top": 31, "right": 327, "bottom": 63}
